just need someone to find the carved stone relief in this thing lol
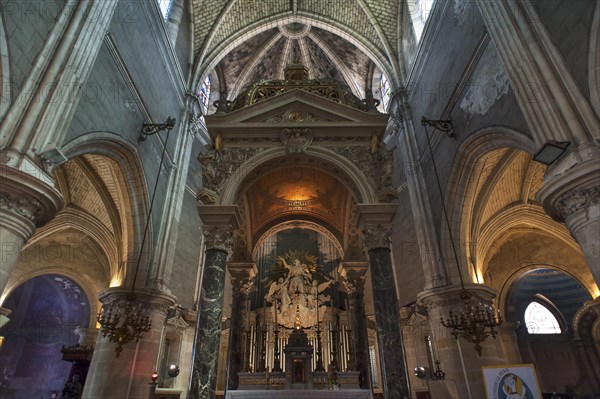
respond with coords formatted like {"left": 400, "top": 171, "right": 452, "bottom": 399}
{"left": 280, "top": 128, "right": 313, "bottom": 153}
{"left": 362, "top": 223, "right": 392, "bottom": 251}
{"left": 197, "top": 147, "right": 266, "bottom": 204}
{"left": 556, "top": 187, "right": 599, "bottom": 220}
{"left": 202, "top": 225, "right": 234, "bottom": 253}
{"left": 0, "top": 191, "right": 43, "bottom": 222}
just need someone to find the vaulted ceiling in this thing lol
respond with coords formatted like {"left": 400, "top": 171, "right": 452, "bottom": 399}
{"left": 190, "top": 0, "right": 406, "bottom": 105}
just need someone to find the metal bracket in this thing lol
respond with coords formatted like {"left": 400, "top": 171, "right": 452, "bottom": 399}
{"left": 139, "top": 117, "right": 176, "bottom": 141}
{"left": 421, "top": 116, "right": 455, "bottom": 138}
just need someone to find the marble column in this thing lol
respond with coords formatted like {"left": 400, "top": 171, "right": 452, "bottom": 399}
{"left": 362, "top": 223, "right": 410, "bottom": 399}
{"left": 342, "top": 262, "right": 372, "bottom": 389}
{"left": 225, "top": 262, "right": 256, "bottom": 391}
{"left": 537, "top": 150, "right": 600, "bottom": 286}
{"left": 189, "top": 223, "right": 234, "bottom": 399}
{"left": 418, "top": 284, "right": 507, "bottom": 399}
{"left": 83, "top": 288, "right": 176, "bottom": 399}
{"left": 0, "top": 164, "right": 63, "bottom": 309}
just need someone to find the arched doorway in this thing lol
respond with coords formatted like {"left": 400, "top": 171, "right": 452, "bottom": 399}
{"left": 0, "top": 274, "right": 90, "bottom": 398}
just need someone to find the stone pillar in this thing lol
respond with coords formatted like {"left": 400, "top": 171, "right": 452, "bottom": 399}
{"left": 536, "top": 152, "right": 600, "bottom": 285}
{"left": 360, "top": 213, "right": 410, "bottom": 399}
{"left": 572, "top": 298, "right": 600, "bottom": 393}
{"left": 82, "top": 288, "right": 176, "bottom": 399}
{"left": 418, "top": 285, "right": 507, "bottom": 399}
{"left": 0, "top": 0, "right": 119, "bottom": 153}
{"left": 225, "top": 262, "right": 256, "bottom": 391}
{"left": 342, "top": 262, "right": 372, "bottom": 389}
{"left": 0, "top": 164, "right": 63, "bottom": 307}
{"left": 189, "top": 207, "right": 238, "bottom": 399}
{"left": 477, "top": 0, "right": 599, "bottom": 145}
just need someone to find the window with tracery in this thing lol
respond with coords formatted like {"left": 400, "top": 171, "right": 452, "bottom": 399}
{"left": 380, "top": 74, "right": 391, "bottom": 111}
{"left": 199, "top": 75, "right": 211, "bottom": 114}
{"left": 157, "top": 0, "right": 173, "bottom": 20}
{"left": 524, "top": 301, "right": 562, "bottom": 334}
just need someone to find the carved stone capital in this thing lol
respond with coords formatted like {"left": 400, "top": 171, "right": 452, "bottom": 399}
{"left": 227, "top": 262, "right": 257, "bottom": 295}
{"left": 536, "top": 151, "right": 600, "bottom": 223}
{"left": 203, "top": 225, "right": 234, "bottom": 253}
{"left": 362, "top": 223, "right": 392, "bottom": 251}
{"left": 98, "top": 287, "right": 177, "bottom": 315}
{"left": 555, "top": 187, "right": 599, "bottom": 220}
{"left": 0, "top": 162, "right": 63, "bottom": 239}
{"left": 340, "top": 262, "right": 368, "bottom": 295}
{"left": 417, "top": 284, "right": 497, "bottom": 315}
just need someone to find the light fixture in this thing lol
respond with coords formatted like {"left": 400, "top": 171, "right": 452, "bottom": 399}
{"left": 150, "top": 371, "right": 159, "bottom": 383}
{"left": 167, "top": 364, "right": 180, "bottom": 378}
{"left": 414, "top": 366, "right": 427, "bottom": 379}
{"left": 97, "top": 117, "right": 176, "bottom": 357}
{"left": 421, "top": 117, "right": 502, "bottom": 356}
{"left": 532, "top": 140, "right": 570, "bottom": 165}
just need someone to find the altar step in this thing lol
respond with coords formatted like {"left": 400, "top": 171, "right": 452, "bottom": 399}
{"left": 225, "top": 389, "right": 373, "bottom": 399}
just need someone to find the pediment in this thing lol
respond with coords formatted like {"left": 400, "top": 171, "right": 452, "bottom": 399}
{"left": 204, "top": 89, "right": 389, "bottom": 142}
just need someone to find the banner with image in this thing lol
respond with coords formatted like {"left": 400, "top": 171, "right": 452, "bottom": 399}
{"left": 482, "top": 364, "right": 542, "bottom": 399}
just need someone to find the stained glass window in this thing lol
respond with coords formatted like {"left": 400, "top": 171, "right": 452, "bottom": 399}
{"left": 157, "top": 0, "right": 173, "bottom": 20}
{"left": 380, "top": 74, "right": 391, "bottom": 111}
{"left": 199, "top": 76, "right": 211, "bottom": 114}
{"left": 524, "top": 301, "right": 562, "bottom": 334}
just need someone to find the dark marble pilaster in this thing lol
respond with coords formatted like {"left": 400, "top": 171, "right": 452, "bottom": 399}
{"left": 363, "top": 225, "right": 410, "bottom": 399}
{"left": 189, "top": 223, "right": 233, "bottom": 399}
{"left": 189, "top": 248, "right": 228, "bottom": 399}
{"left": 344, "top": 264, "right": 372, "bottom": 389}
{"left": 225, "top": 263, "right": 255, "bottom": 391}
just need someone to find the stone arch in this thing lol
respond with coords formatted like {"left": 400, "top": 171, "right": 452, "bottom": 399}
{"left": 589, "top": 1, "right": 600, "bottom": 118}
{"left": 497, "top": 264, "right": 595, "bottom": 323}
{"left": 2, "top": 269, "right": 100, "bottom": 330}
{"left": 442, "top": 127, "right": 537, "bottom": 283}
{"left": 218, "top": 146, "right": 378, "bottom": 206}
{"left": 252, "top": 220, "right": 345, "bottom": 261}
{"left": 59, "top": 132, "right": 151, "bottom": 287}
{"left": 0, "top": 13, "right": 10, "bottom": 120}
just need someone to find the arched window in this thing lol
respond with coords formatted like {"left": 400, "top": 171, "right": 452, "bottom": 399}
{"left": 199, "top": 75, "right": 211, "bottom": 114}
{"left": 157, "top": 0, "right": 173, "bottom": 20}
{"left": 524, "top": 301, "right": 562, "bottom": 334}
{"left": 409, "top": 0, "right": 435, "bottom": 42}
{"left": 380, "top": 73, "right": 391, "bottom": 111}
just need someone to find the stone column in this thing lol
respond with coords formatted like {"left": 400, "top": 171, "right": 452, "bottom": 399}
{"left": 82, "top": 288, "right": 176, "bottom": 399}
{"left": 342, "top": 262, "right": 372, "bottom": 389}
{"left": 0, "top": 164, "right": 63, "bottom": 308}
{"left": 537, "top": 151, "right": 600, "bottom": 286}
{"left": 189, "top": 207, "right": 238, "bottom": 399}
{"left": 225, "top": 262, "right": 256, "bottom": 391}
{"left": 418, "top": 285, "right": 507, "bottom": 399}
{"left": 477, "top": 0, "right": 599, "bottom": 145}
{"left": 360, "top": 216, "right": 410, "bottom": 399}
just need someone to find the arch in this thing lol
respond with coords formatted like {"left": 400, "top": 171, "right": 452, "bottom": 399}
{"left": 589, "top": 1, "right": 600, "bottom": 118}
{"left": 2, "top": 269, "right": 100, "bottom": 330}
{"left": 442, "top": 127, "right": 537, "bottom": 282}
{"left": 498, "top": 265, "right": 594, "bottom": 324}
{"left": 59, "top": 132, "right": 151, "bottom": 286}
{"left": 192, "top": 13, "right": 397, "bottom": 94}
{"left": 219, "top": 146, "right": 378, "bottom": 206}
{"left": 252, "top": 219, "right": 345, "bottom": 261}
{"left": 23, "top": 207, "right": 117, "bottom": 279}
{"left": 0, "top": 13, "right": 11, "bottom": 120}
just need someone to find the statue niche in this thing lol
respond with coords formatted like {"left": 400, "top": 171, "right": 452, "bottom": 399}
{"left": 265, "top": 252, "right": 332, "bottom": 329}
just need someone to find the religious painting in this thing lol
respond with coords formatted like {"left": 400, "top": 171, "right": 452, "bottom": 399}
{"left": 482, "top": 364, "right": 542, "bottom": 399}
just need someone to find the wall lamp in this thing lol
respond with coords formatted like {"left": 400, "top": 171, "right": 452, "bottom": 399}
{"left": 532, "top": 140, "right": 570, "bottom": 165}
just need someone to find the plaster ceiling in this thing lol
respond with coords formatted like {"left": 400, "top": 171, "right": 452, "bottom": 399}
{"left": 245, "top": 166, "right": 350, "bottom": 237}
{"left": 191, "top": 0, "right": 404, "bottom": 107}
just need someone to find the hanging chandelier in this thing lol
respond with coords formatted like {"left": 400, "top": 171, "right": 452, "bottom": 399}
{"left": 97, "top": 117, "right": 176, "bottom": 357}
{"left": 421, "top": 117, "right": 502, "bottom": 356}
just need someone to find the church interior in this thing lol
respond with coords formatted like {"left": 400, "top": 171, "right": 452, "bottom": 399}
{"left": 0, "top": 0, "right": 599, "bottom": 398}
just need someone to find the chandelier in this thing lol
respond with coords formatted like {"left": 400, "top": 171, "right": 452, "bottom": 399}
{"left": 97, "top": 117, "right": 176, "bottom": 357}
{"left": 422, "top": 117, "right": 502, "bottom": 356}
